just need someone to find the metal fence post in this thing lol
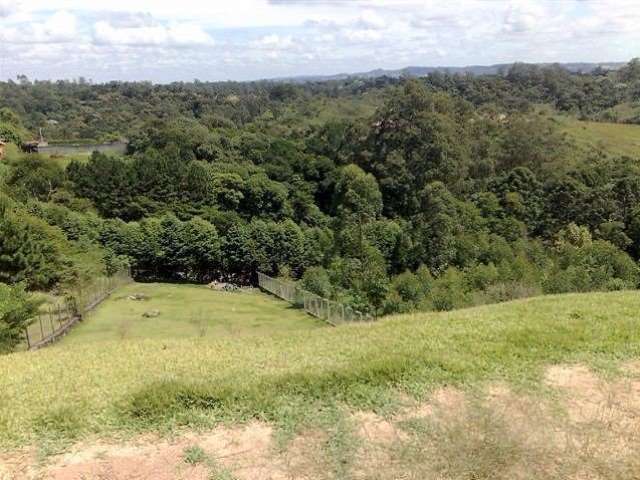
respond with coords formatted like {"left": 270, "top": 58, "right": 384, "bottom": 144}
{"left": 256, "top": 271, "right": 375, "bottom": 327}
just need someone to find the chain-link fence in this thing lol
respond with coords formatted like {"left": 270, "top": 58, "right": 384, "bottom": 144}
{"left": 25, "top": 269, "right": 132, "bottom": 349}
{"left": 257, "top": 272, "right": 370, "bottom": 325}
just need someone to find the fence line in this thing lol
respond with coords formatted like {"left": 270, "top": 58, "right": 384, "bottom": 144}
{"left": 25, "top": 270, "right": 131, "bottom": 350}
{"left": 257, "top": 272, "right": 371, "bottom": 326}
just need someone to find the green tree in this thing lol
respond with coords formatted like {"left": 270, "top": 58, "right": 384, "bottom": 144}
{"left": 301, "top": 266, "right": 332, "bottom": 298}
{"left": 177, "top": 217, "right": 221, "bottom": 280}
{"left": 7, "top": 156, "right": 65, "bottom": 202}
{"left": 0, "top": 282, "right": 41, "bottom": 353}
{"left": 0, "top": 203, "right": 68, "bottom": 289}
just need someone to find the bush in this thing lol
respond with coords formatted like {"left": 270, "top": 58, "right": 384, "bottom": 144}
{"left": 383, "top": 270, "right": 429, "bottom": 314}
{"left": 301, "top": 266, "right": 332, "bottom": 298}
{"left": 548, "top": 240, "right": 640, "bottom": 293}
{"left": 480, "top": 281, "right": 541, "bottom": 304}
{"left": 0, "top": 282, "right": 41, "bottom": 353}
{"left": 423, "top": 267, "right": 471, "bottom": 312}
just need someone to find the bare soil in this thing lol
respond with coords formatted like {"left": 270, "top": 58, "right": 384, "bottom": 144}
{"left": 2, "top": 363, "right": 639, "bottom": 480}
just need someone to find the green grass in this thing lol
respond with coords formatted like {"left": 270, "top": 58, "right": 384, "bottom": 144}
{"left": 601, "top": 101, "right": 640, "bottom": 123}
{"left": 557, "top": 116, "right": 640, "bottom": 159}
{"left": 42, "top": 152, "right": 91, "bottom": 169}
{"left": 61, "top": 282, "right": 324, "bottom": 345}
{"left": 2, "top": 289, "right": 640, "bottom": 449}
{"left": 183, "top": 444, "right": 208, "bottom": 465}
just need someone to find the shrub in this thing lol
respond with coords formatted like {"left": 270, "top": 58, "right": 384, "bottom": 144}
{"left": 0, "top": 282, "right": 41, "bottom": 353}
{"left": 548, "top": 239, "right": 640, "bottom": 293}
{"left": 423, "top": 267, "right": 471, "bottom": 311}
{"left": 383, "top": 270, "right": 429, "bottom": 314}
{"left": 481, "top": 281, "right": 541, "bottom": 304}
{"left": 392, "top": 271, "right": 424, "bottom": 305}
{"left": 301, "top": 266, "right": 332, "bottom": 298}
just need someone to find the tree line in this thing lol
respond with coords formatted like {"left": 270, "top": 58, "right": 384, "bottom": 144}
{"left": 1, "top": 60, "right": 640, "bottom": 350}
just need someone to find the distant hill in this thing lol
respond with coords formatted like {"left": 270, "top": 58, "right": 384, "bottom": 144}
{"left": 274, "top": 61, "right": 627, "bottom": 83}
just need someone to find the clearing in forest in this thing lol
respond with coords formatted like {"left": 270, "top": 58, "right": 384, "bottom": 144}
{"left": 61, "top": 282, "right": 324, "bottom": 345}
{"left": 558, "top": 116, "right": 640, "bottom": 158}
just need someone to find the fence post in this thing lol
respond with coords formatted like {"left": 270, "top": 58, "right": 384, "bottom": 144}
{"left": 256, "top": 271, "right": 375, "bottom": 326}
{"left": 25, "top": 327, "right": 30, "bottom": 349}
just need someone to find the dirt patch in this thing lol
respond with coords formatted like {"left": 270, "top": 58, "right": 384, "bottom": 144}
{"left": 198, "top": 422, "right": 286, "bottom": 479}
{"left": 352, "top": 411, "right": 404, "bottom": 445}
{"left": 0, "top": 449, "right": 36, "bottom": 480}
{"left": 624, "top": 360, "right": 640, "bottom": 376}
{"left": 4, "top": 423, "right": 285, "bottom": 480}
{"left": 279, "top": 429, "right": 329, "bottom": 480}
{"left": 394, "top": 386, "right": 466, "bottom": 421}
{"left": 3, "top": 367, "right": 640, "bottom": 480}
{"left": 545, "top": 364, "right": 640, "bottom": 425}
{"left": 544, "top": 363, "right": 640, "bottom": 478}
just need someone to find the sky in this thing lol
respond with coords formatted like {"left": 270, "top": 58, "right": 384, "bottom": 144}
{"left": 0, "top": 0, "right": 639, "bottom": 83}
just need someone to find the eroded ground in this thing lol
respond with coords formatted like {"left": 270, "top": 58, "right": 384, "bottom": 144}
{"left": 2, "top": 363, "right": 639, "bottom": 480}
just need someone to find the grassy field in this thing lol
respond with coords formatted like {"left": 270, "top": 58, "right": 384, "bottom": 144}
{"left": 61, "top": 282, "right": 324, "bottom": 345}
{"left": 2, "top": 289, "right": 640, "bottom": 453}
{"left": 557, "top": 116, "right": 640, "bottom": 158}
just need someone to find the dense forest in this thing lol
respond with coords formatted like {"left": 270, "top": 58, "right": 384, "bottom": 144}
{"left": 1, "top": 60, "right": 640, "bottom": 349}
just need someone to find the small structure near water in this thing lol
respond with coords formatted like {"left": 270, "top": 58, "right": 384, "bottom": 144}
{"left": 21, "top": 140, "right": 128, "bottom": 156}
{"left": 20, "top": 127, "right": 128, "bottom": 155}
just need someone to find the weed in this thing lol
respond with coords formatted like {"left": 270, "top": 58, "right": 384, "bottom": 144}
{"left": 183, "top": 444, "right": 207, "bottom": 465}
{"left": 123, "top": 380, "right": 222, "bottom": 424}
{"left": 318, "top": 407, "right": 359, "bottom": 480}
{"left": 182, "top": 445, "right": 237, "bottom": 479}
{"left": 33, "top": 406, "right": 83, "bottom": 439}
{"left": 207, "top": 461, "right": 237, "bottom": 480}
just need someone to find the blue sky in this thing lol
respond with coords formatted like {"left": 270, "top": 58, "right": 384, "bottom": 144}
{"left": 1, "top": 0, "right": 638, "bottom": 82}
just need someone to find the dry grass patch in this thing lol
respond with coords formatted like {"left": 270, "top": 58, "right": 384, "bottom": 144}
{"left": 3, "top": 367, "right": 640, "bottom": 480}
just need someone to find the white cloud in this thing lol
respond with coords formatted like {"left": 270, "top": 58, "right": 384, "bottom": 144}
{"left": 0, "top": 0, "right": 16, "bottom": 17}
{"left": 357, "top": 10, "right": 386, "bottom": 30}
{"left": 255, "top": 34, "right": 295, "bottom": 49}
{"left": 2, "top": 1, "right": 639, "bottom": 82}
{"left": 342, "top": 28, "right": 382, "bottom": 43}
{"left": 503, "top": 2, "right": 546, "bottom": 33}
{"left": 93, "top": 21, "right": 214, "bottom": 47}
{"left": 1, "top": 10, "right": 78, "bottom": 43}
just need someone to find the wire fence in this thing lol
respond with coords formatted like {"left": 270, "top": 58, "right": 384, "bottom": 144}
{"left": 25, "top": 269, "right": 131, "bottom": 350}
{"left": 257, "top": 272, "right": 371, "bottom": 325}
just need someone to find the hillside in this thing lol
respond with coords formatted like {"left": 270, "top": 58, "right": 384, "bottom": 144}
{"left": 558, "top": 116, "right": 640, "bottom": 159}
{"left": 276, "top": 61, "right": 627, "bottom": 83}
{"left": 2, "top": 289, "right": 640, "bottom": 478}
{"left": 2, "top": 59, "right": 640, "bottom": 479}
{"left": 3, "top": 289, "right": 640, "bottom": 443}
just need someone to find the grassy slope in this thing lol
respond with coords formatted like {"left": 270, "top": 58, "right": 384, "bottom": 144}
{"left": 2, "top": 289, "right": 640, "bottom": 448}
{"left": 62, "top": 283, "right": 324, "bottom": 345}
{"left": 557, "top": 116, "right": 640, "bottom": 158}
